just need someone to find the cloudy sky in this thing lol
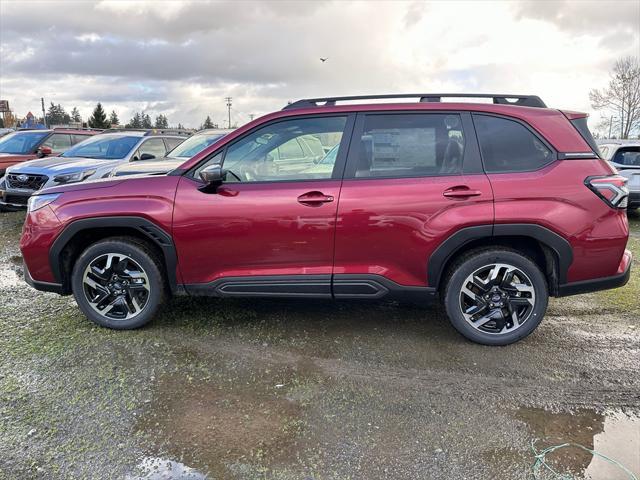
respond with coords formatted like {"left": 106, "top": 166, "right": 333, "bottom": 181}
{"left": 1, "top": 0, "right": 639, "bottom": 131}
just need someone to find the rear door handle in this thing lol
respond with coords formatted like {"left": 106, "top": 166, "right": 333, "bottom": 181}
{"left": 297, "top": 191, "right": 335, "bottom": 206}
{"left": 443, "top": 187, "right": 482, "bottom": 198}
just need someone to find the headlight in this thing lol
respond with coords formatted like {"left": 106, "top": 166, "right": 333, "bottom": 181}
{"left": 53, "top": 169, "right": 96, "bottom": 184}
{"left": 27, "top": 193, "right": 60, "bottom": 213}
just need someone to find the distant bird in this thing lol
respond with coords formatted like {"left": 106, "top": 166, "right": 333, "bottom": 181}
{"left": 320, "top": 57, "right": 328, "bottom": 62}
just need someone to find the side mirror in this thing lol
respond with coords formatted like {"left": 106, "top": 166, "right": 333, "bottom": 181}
{"left": 199, "top": 164, "right": 226, "bottom": 184}
{"left": 37, "top": 146, "right": 53, "bottom": 158}
{"left": 139, "top": 153, "right": 155, "bottom": 161}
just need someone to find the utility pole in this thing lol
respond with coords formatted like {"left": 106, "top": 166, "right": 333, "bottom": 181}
{"left": 225, "top": 97, "right": 232, "bottom": 129}
{"left": 608, "top": 115, "right": 614, "bottom": 139}
{"left": 249, "top": 114, "right": 255, "bottom": 121}
{"left": 41, "top": 97, "right": 47, "bottom": 128}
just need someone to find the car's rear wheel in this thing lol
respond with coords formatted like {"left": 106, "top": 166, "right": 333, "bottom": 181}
{"left": 443, "top": 248, "right": 548, "bottom": 346}
{"left": 71, "top": 238, "right": 165, "bottom": 329}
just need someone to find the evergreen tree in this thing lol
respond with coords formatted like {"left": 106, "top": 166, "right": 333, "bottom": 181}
{"left": 202, "top": 115, "right": 214, "bottom": 129}
{"left": 155, "top": 114, "right": 169, "bottom": 129}
{"left": 87, "top": 102, "right": 110, "bottom": 129}
{"left": 46, "top": 102, "right": 71, "bottom": 126}
{"left": 126, "top": 112, "right": 143, "bottom": 129}
{"left": 141, "top": 113, "right": 153, "bottom": 129}
{"left": 70, "top": 107, "right": 81, "bottom": 123}
{"left": 109, "top": 110, "right": 119, "bottom": 126}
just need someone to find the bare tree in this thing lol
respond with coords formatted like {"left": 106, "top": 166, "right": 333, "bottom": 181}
{"left": 590, "top": 56, "right": 640, "bottom": 139}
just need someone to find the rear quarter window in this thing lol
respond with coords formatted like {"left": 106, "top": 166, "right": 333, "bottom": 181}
{"left": 569, "top": 117, "right": 600, "bottom": 155}
{"left": 473, "top": 115, "right": 554, "bottom": 173}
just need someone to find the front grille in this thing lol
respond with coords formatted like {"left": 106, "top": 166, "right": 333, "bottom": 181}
{"left": 6, "top": 173, "right": 48, "bottom": 191}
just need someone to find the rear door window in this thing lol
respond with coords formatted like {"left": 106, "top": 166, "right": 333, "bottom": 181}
{"left": 135, "top": 138, "right": 168, "bottom": 159}
{"left": 473, "top": 115, "right": 554, "bottom": 173}
{"left": 346, "top": 113, "right": 465, "bottom": 178}
{"left": 42, "top": 133, "right": 73, "bottom": 152}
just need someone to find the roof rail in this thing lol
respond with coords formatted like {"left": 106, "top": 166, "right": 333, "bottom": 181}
{"left": 105, "top": 128, "right": 192, "bottom": 136}
{"left": 283, "top": 93, "right": 547, "bottom": 110}
{"left": 52, "top": 127, "right": 104, "bottom": 132}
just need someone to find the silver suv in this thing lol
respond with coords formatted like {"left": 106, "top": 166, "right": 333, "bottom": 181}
{"left": 600, "top": 141, "right": 640, "bottom": 210}
{"left": 0, "top": 130, "right": 189, "bottom": 208}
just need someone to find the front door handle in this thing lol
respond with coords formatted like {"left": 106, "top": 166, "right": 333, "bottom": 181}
{"left": 443, "top": 186, "right": 482, "bottom": 199}
{"left": 297, "top": 191, "right": 335, "bottom": 206}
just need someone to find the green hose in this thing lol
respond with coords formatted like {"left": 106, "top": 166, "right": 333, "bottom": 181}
{"left": 531, "top": 440, "right": 639, "bottom": 480}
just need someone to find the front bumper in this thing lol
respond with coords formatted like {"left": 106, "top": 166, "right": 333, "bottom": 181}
{"left": 557, "top": 249, "right": 632, "bottom": 296}
{"left": 23, "top": 259, "right": 64, "bottom": 294}
{"left": 0, "top": 189, "right": 30, "bottom": 209}
{"left": 628, "top": 191, "right": 640, "bottom": 209}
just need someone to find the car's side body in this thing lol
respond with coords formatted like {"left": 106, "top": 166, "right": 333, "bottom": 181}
{"left": 21, "top": 100, "right": 630, "bottom": 305}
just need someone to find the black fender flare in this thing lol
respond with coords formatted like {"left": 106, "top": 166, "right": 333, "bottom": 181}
{"left": 427, "top": 224, "right": 573, "bottom": 289}
{"left": 49, "top": 216, "right": 179, "bottom": 294}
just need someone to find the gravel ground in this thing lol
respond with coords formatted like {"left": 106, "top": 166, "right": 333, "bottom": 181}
{"left": 0, "top": 210, "right": 639, "bottom": 480}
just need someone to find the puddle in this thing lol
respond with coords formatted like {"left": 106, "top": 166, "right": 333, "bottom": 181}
{"left": 515, "top": 407, "right": 640, "bottom": 479}
{"left": 127, "top": 456, "right": 207, "bottom": 479}
{"left": 135, "top": 373, "right": 305, "bottom": 478}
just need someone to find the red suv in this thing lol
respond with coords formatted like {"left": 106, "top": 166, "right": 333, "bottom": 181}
{"left": 20, "top": 94, "right": 631, "bottom": 345}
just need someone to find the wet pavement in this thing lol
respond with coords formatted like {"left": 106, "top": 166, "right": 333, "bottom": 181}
{"left": 0, "top": 210, "right": 638, "bottom": 479}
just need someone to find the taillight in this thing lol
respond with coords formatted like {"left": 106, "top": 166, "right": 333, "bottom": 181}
{"left": 585, "top": 175, "right": 629, "bottom": 209}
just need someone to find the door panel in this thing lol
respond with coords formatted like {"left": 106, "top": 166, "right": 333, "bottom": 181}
{"left": 334, "top": 112, "right": 493, "bottom": 287}
{"left": 172, "top": 114, "right": 354, "bottom": 289}
{"left": 334, "top": 174, "right": 493, "bottom": 286}
{"left": 173, "top": 177, "right": 341, "bottom": 285}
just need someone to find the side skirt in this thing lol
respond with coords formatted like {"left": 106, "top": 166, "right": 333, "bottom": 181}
{"left": 184, "top": 274, "right": 437, "bottom": 301}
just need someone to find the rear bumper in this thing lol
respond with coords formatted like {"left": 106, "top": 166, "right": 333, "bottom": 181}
{"left": 23, "top": 260, "right": 64, "bottom": 294}
{"left": 557, "top": 249, "right": 632, "bottom": 297}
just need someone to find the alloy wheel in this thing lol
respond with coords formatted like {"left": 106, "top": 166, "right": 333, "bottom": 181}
{"left": 82, "top": 253, "right": 150, "bottom": 320}
{"left": 459, "top": 263, "right": 536, "bottom": 335}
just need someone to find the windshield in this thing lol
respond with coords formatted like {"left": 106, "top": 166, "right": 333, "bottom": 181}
{"left": 0, "top": 131, "right": 49, "bottom": 154}
{"left": 61, "top": 135, "right": 140, "bottom": 159}
{"left": 168, "top": 133, "right": 225, "bottom": 159}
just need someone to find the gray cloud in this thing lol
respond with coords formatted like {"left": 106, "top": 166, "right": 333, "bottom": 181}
{"left": 0, "top": 0, "right": 638, "bottom": 129}
{"left": 513, "top": 0, "right": 640, "bottom": 33}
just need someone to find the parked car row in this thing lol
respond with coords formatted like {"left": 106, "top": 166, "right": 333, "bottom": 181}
{"left": 0, "top": 128, "right": 231, "bottom": 210}
{"left": 17, "top": 93, "right": 632, "bottom": 346}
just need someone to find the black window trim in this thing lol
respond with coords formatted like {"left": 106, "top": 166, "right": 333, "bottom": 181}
{"left": 184, "top": 113, "right": 357, "bottom": 185}
{"left": 342, "top": 110, "right": 482, "bottom": 181}
{"left": 471, "top": 112, "right": 558, "bottom": 174}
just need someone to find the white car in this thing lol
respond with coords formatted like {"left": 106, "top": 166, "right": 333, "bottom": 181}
{"left": 599, "top": 141, "right": 640, "bottom": 210}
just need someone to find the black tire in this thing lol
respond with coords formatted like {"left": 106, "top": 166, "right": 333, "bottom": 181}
{"left": 71, "top": 237, "right": 165, "bottom": 329}
{"left": 443, "top": 248, "right": 548, "bottom": 346}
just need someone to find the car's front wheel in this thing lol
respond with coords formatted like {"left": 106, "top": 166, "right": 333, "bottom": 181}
{"left": 71, "top": 238, "right": 165, "bottom": 329}
{"left": 443, "top": 248, "right": 548, "bottom": 346}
